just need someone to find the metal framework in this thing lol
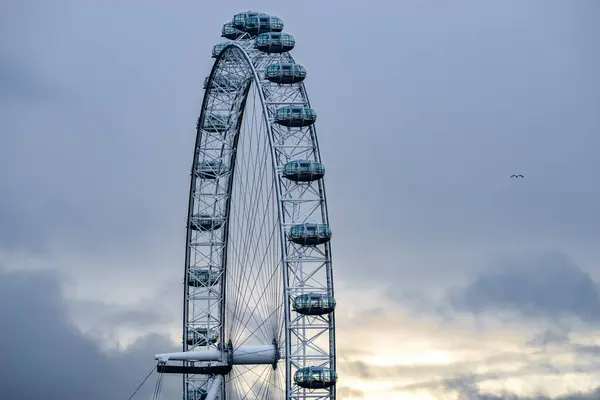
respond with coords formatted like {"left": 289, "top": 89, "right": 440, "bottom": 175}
{"left": 155, "top": 12, "right": 336, "bottom": 400}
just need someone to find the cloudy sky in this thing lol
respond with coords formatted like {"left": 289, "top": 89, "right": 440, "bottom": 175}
{"left": 1, "top": 0, "right": 599, "bottom": 399}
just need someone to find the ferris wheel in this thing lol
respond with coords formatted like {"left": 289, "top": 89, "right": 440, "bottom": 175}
{"left": 154, "top": 11, "right": 337, "bottom": 400}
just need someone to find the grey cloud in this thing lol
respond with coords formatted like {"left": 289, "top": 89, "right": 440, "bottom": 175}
{"left": 66, "top": 297, "right": 179, "bottom": 343}
{"left": 339, "top": 351, "right": 527, "bottom": 383}
{"left": 0, "top": 0, "right": 598, "bottom": 291}
{"left": 336, "top": 386, "right": 365, "bottom": 398}
{"left": 447, "top": 377, "right": 600, "bottom": 400}
{"left": 448, "top": 252, "right": 600, "bottom": 321}
{"left": 385, "top": 327, "right": 600, "bottom": 396}
{"left": 573, "top": 344, "right": 600, "bottom": 357}
{"left": 396, "top": 371, "right": 600, "bottom": 400}
{"left": 384, "top": 290, "right": 442, "bottom": 316}
{"left": 338, "top": 360, "right": 371, "bottom": 379}
{"left": 0, "top": 267, "right": 180, "bottom": 399}
{"left": 526, "top": 326, "right": 571, "bottom": 348}
{"left": 465, "top": 388, "right": 600, "bottom": 400}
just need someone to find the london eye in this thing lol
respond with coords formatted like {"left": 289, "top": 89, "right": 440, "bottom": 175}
{"left": 154, "top": 11, "right": 337, "bottom": 400}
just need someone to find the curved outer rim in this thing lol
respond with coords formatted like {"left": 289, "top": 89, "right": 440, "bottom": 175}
{"left": 183, "top": 37, "right": 336, "bottom": 399}
{"left": 298, "top": 77, "right": 337, "bottom": 382}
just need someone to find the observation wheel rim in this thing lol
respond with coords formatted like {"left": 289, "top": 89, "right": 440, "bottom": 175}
{"left": 181, "top": 28, "right": 336, "bottom": 400}
{"left": 184, "top": 43, "right": 292, "bottom": 399}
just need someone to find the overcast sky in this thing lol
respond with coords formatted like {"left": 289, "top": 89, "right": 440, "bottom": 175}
{"left": 1, "top": 0, "right": 599, "bottom": 399}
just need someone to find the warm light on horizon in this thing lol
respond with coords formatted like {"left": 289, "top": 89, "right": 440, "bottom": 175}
{"left": 67, "top": 279, "right": 600, "bottom": 399}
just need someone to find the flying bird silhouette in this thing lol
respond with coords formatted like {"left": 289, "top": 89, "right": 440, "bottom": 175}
{"left": 510, "top": 174, "right": 524, "bottom": 178}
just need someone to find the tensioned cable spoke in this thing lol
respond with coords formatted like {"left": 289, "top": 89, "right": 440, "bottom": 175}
{"left": 227, "top": 82, "right": 281, "bottom": 346}
{"left": 228, "top": 365, "right": 285, "bottom": 399}
{"left": 235, "top": 303, "right": 283, "bottom": 350}
{"left": 231, "top": 220, "right": 280, "bottom": 342}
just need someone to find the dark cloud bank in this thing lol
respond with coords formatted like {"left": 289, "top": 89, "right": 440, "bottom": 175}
{"left": 439, "top": 372, "right": 600, "bottom": 400}
{"left": 0, "top": 268, "right": 180, "bottom": 399}
{"left": 450, "top": 251, "right": 600, "bottom": 322}
{"left": 387, "top": 251, "right": 600, "bottom": 325}
{"left": 445, "top": 377, "right": 600, "bottom": 400}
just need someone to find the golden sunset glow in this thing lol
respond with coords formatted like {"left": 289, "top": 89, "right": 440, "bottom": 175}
{"left": 324, "top": 281, "right": 600, "bottom": 399}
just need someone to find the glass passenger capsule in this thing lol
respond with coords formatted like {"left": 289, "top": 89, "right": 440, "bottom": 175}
{"left": 294, "top": 366, "right": 338, "bottom": 389}
{"left": 274, "top": 106, "right": 316, "bottom": 127}
{"left": 196, "top": 160, "right": 227, "bottom": 179}
{"left": 242, "top": 14, "right": 283, "bottom": 35}
{"left": 202, "top": 114, "right": 228, "bottom": 133}
{"left": 254, "top": 32, "right": 295, "bottom": 53}
{"left": 203, "top": 75, "right": 242, "bottom": 93}
{"left": 293, "top": 293, "right": 336, "bottom": 315}
{"left": 232, "top": 11, "right": 260, "bottom": 30}
{"left": 282, "top": 160, "right": 324, "bottom": 182}
{"left": 188, "top": 267, "right": 221, "bottom": 287}
{"left": 190, "top": 214, "right": 225, "bottom": 231}
{"left": 187, "top": 388, "right": 207, "bottom": 400}
{"left": 221, "top": 22, "right": 244, "bottom": 40}
{"left": 264, "top": 63, "right": 306, "bottom": 84}
{"left": 186, "top": 327, "right": 218, "bottom": 346}
{"left": 288, "top": 223, "right": 331, "bottom": 245}
{"left": 212, "top": 42, "right": 231, "bottom": 58}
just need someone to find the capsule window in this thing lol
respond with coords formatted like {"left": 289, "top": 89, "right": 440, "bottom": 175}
{"left": 256, "top": 32, "right": 281, "bottom": 46}
{"left": 188, "top": 388, "right": 207, "bottom": 400}
{"left": 311, "top": 371, "right": 323, "bottom": 381}
{"left": 323, "top": 369, "right": 337, "bottom": 380}
{"left": 296, "top": 367, "right": 337, "bottom": 382}
{"left": 233, "top": 12, "right": 258, "bottom": 27}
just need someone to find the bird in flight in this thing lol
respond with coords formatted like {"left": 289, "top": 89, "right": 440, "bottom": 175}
{"left": 510, "top": 174, "right": 524, "bottom": 178}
